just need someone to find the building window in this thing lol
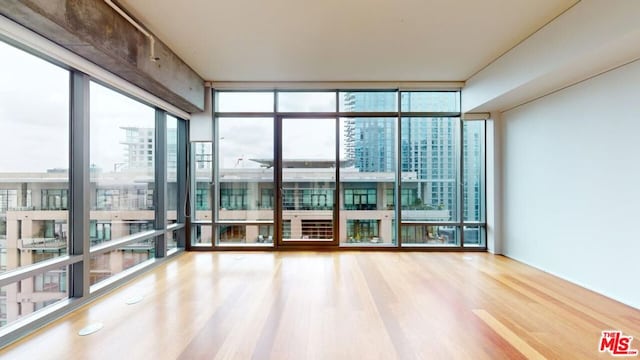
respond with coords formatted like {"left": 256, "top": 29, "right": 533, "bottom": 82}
{"left": 283, "top": 189, "right": 296, "bottom": 210}
{"left": 282, "top": 220, "right": 291, "bottom": 239}
{"left": 220, "top": 188, "right": 247, "bottom": 210}
{"left": 89, "top": 220, "right": 112, "bottom": 246}
{"left": 127, "top": 221, "right": 153, "bottom": 235}
{"left": 344, "top": 189, "right": 376, "bottom": 210}
{"left": 34, "top": 270, "right": 66, "bottom": 293}
{"left": 346, "top": 220, "right": 379, "bottom": 242}
{"left": 300, "top": 189, "right": 332, "bottom": 210}
{"left": 0, "top": 190, "right": 18, "bottom": 212}
{"left": 195, "top": 186, "right": 210, "bottom": 210}
{"left": 41, "top": 189, "right": 68, "bottom": 210}
{"left": 219, "top": 225, "right": 245, "bottom": 242}
{"left": 260, "top": 188, "right": 274, "bottom": 209}
{"left": 257, "top": 225, "right": 274, "bottom": 243}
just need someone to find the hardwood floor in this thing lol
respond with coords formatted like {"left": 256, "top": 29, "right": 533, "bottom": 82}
{"left": 1, "top": 252, "right": 638, "bottom": 359}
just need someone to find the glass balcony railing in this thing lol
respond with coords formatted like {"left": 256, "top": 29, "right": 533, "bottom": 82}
{"left": 19, "top": 237, "right": 67, "bottom": 250}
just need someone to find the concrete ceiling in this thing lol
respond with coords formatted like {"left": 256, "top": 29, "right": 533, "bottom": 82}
{"left": 118, "top": 0, "right": 578, "bottom": 82}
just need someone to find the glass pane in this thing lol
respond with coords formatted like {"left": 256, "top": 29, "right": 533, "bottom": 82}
{"left": 193, "top": 142, "right": 212, "bottom": 221}
{"left": 400, "top": 92, "right": 460, "bottom": 112}
{"left": 463, "top": 226, "right": 485, "bottom": 247}
{"left": 0, "top": 267, "right": 68, "bottom": 329}
{"left": 166, "top": 229, "right": 177, "bottom": 250}
{"left": 90, "top": 82, "right": 155, "bottom": 246}
{"left": 0, "top": 41, "right": 70, "bottom": 274}
{"left": 218, "top": 118, "right": 273, "bottom": 223}
{"left": 90, "top": 244, "right": 154, "bottom": 287}
{"left": 400, "top": 118, "right": 458, "bottom": 222}
{"left": 282, "top": 118, "right": 335, "bottom": 241}
{"left": 192, "top": 224, "right": 212, "bottom": 246}
{"left": 167, "top": 115, "right": 178, "bottom": 220}
{"left": 278, "top": 92, "right": 336, "bottom": 112}
{"left": 340, "top": 118, "right": 396, "bottom": 246}
{"left": 463, "top": 121, "right": 485, "bottom": 222}
{"left": 401, "top": 225, "right": 459, "bottom": 246}
{"left": 218, "top": 224, "right": 274, "bottom": 246}
{"left": 339, "top": 91, "right": 397, "bottom": 112}
{"left": 216, "top": 91, "right": 274, "bottom": 112}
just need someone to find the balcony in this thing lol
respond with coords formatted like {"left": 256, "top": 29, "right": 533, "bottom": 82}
{"left": 118, "top": 239, "right": 154, "bottom": 251}
{"left": 18, "top": 238, "right": 67, "bottom": 250}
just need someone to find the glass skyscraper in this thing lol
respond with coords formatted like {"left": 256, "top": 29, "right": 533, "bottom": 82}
{"left": 343, "top": 92, "right": 481, "bottom": 221}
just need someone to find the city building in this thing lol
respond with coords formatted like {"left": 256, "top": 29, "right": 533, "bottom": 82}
{"left": 121, "top": 127, "right": 178, "bottom": 171}
{"left": 344, "top": 92, "right": 483, "bottom": 223}
{"left": 0, "top": 119, "right": 183, "bottom": 325}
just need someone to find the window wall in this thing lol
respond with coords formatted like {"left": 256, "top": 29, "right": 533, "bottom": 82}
{"left": 205, "top": 90, "right": 485, "bottom": 249}
{"left": 0, "top": 38, "right": 186, "bottom": 338}
{"left": 0, "top": 40, "right": 69, "bottom": 329}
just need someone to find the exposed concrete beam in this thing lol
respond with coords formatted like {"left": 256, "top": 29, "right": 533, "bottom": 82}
{"left": 462, "top": 0, "right": 640, "bottom": 113}
{"left": 1, "top": 0, "right": 204, "bottom": 113}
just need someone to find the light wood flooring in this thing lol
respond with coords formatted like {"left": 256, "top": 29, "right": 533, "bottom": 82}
{"left": 1, "top": 252, "right": 639, "bottom": 359}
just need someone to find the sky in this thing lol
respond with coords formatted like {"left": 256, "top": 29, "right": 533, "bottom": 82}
{"left": 90, "top": 81, "right": 155, "bottom": 172}
{"left": 1, "top": 40, "right": 350, "bottom": 175}
{"left": 0, "top": 41, "right": 175, "bottom": 174}
{"left": 216, "top": 92, "right": 347, "bottom": 169}
{"left": 0, "top": 41, "right": 69, "bottom": 172}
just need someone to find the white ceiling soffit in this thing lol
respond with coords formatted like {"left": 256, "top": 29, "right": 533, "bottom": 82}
{"left": 118, "top": 0, "right": 577, "bottom": 82}
{"left": 462, "top": 0, "right": 640, "bottom": 113}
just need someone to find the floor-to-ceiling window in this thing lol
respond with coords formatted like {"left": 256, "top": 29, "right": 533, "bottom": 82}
{"left": 462, "top": 120, "right": 486, "bottom": 246}
{"left": 197, "top": 89, "right": 485, "bottom": 249}
{"left": 0, "top": 40, "right": 69, "bottom": 328}
{"left": 89, "top": 82, "right": 157, "bottom": 285}
{"left": 339, "top": 91, "right": 398, "bottom": 246}
{"left": 0, "top": 36, "right": 187, "bottom": 341}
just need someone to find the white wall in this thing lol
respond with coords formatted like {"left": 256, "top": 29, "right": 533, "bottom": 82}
{"left": 501, "top": 60, "right": 640, "bottom": 309}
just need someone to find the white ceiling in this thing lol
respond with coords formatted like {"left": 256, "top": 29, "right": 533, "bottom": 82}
{"left": 119, "top": 0, "right": 578, "bottom": 82}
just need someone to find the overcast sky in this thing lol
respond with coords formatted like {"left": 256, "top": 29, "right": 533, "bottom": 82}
{"left": 216, "top": 92, "right": 346, "bottom": 169}
{"left": 217, "top": 116, "right": 338, "bottom": 169}
{"left": 1, "top": 40, "right": 348, "bottom": 175}
{"left": 0, "top": 41, "right": 157, "bottom": 173}
{"left": 0, "top": 41, "right": 69, "bottom": 172}
{"left": 90, "top": 81, "right": 155, "bottom": 172}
